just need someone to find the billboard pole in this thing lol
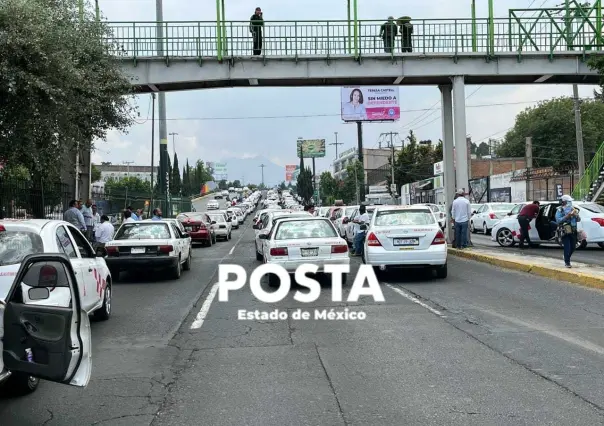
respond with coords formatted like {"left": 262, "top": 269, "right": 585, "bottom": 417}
{"left": 357, "top": 121, "right": 365, "bottom": 202}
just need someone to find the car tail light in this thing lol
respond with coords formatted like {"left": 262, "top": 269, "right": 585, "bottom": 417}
{"left": 432, "top": 230, "right": 446, "bottom": 245}
{"left": 39, "top": 265, "right": 58, "bottom": 286}
{"left": 489, "top": 213, "right": 496, "bottom": 219}
{"left": 0, "top": 224, "right": 4, "bottom": 232}
{"left": 367, "top": 232, "right": 381, "bottom": 246}
{"left": 592, "top": 217, "right": 604, "bottom": 226}
{"left": 158, "top": 245, "right": 173, "bottom": 254}
{"left": 331, "top": 245, "right": 348, "bottom": 254}
{"left": 106, "top": 246, "right": 119, "bottom": 256}
{"left": 270, "top": 247, "right": 288, "bottom": 256}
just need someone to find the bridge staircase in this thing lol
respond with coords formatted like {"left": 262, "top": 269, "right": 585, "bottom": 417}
{"left": 573, "top": 141, "right": 604, "bottom": 204}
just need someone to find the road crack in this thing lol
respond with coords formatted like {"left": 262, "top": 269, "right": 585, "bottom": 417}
{"left": 315, "top": 344, "right": 349, "bottom": 426}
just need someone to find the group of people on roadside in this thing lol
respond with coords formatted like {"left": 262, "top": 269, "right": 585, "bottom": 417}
{"left": 121, "top": 206, "right": 163, "bottom": 223}
{"left": 63, "top": 199, "right": 113, "bottom": 253}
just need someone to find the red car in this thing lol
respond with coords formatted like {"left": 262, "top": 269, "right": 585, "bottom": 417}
{"left": 177, "top": 213, "right": 217, "bottom": 247}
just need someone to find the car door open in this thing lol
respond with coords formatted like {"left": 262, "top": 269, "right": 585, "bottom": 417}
{"left": 1, "top": 253, "right": 92, "bottom": 387}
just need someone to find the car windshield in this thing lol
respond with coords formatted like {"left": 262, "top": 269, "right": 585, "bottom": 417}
{"left": 115, "top": 223, "right": 171, "bottom": 239}
{"left": 374, "top": 209, "right": 436, "bottom": 226}
{"left": 579, "top": 203, "right": 604, "bottom": 214}
{"left": 0, "top": 230, "right": 45, "bottom": 266}
{"left": 209, "top": 214, "right": 226, "bottom": 223}
{"left": 492, "top": 204, "right": 516, "bottom": 212}
{"left": 274, "top": 220, "right": 338, "bottom": 240}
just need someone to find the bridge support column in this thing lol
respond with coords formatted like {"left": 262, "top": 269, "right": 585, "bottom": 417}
{"left": 452, "top": 76, "right": 469, "bottom": 196}
{"left": 439, "top": 84, "right": 455, "bottom": 243}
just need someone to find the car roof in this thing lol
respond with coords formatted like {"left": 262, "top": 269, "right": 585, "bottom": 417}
{"left": 374, "top": 205, "right": 431, "bottom": 212}
{"left": 0, "top": 219, "right": 59, "bottom": 231}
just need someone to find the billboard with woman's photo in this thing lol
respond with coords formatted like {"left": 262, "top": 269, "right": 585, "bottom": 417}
{"left": 340, "top": 86, "right": 400, "bottom": 122}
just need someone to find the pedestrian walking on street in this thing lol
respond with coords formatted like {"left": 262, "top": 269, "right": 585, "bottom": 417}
{"left": 64, "top": 199, "right": 87, "bottom": 232}
{"left": 397, "top": 16, "right": 413, "bottom": 52}
{"left": 451, "top": 189, "right": 472, "bottom": 249}
{"left": 380, "top": 16, "right": 398, "bottom": 53}
{"left": 555, "top": 195, "right": 580, "bottom": 268}
{"left": 250, "top": 7, "right": 264, "bottom": 56}
{"left": 517, "top": 201, "right": 540, "bottom": 249}
{"left": 351, "top": 205, "right": 369, "bottom": 256}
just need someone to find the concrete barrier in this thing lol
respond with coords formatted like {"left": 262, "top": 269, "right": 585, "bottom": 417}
{"left": 449, "top": 248, "right": 604, "bottom": 291}
{"left": 191, "top": 193, "right": 214, "bottom": 203}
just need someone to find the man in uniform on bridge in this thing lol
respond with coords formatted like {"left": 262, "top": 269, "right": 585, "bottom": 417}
{"left": 250, "top": 7, "right": 264, "bottom": 56}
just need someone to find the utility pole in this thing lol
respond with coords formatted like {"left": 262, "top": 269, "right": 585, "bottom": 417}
{"left": 329, "top": 132, "right": 343, "bottom": 159}
{"left": 123, "top": 161, "right": 134, "bottom": 177}
{"left": 150, "top": 93, "right": 156, "bottom": 210}
{"left": 94, "top": 0, "right": 100, "bottom": 20}
{"left": 525, "top": 136, "right": 533, "bottom": 201}
{"left": 259, "top": 164, "right": 265, "bottom": 187}
{"left": 573, "top": 84, "right": 586, "bottom": 178}
{"left": 169, "top": 132, "right": 178, "bottom": 159}
{"left": 156, "top": 0, "right": 170, "bottom": 216}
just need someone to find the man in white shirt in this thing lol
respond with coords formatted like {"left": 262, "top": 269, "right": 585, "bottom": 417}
{"left": 451, "top": 188, "right": 472, "bottom": 249}
{"left": 351, "top": 205, "right": 370, "bottom": 256}
{"left": 123, "top": 210, "right": 137, "bottom": 223}
{"left": 94, "top": 215, "right": 114, "bottom": 255}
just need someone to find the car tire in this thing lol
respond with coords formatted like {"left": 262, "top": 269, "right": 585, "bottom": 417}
{"left": 183, "top": 251, "right": 192, "bottom": 271}
{"left": 470, "top": 221, "right": 476, "bottom": 233}
{"left": 496, "top": 228, "right": 515, "bottom": 247}
{"left": 0, "top": 372, "right": 39, "bottom": 396}
{"left": 256, "top": 250, "right": 263, "bottom": 261}
{"left": 93, "top": 284, "right": 111, "bottom": 321}
{"left": 172, "top": 257, "right": 182, "bottom": 279}
{"left": 435, "top": 264, "right": 447, "bottom": 279}
{"left": 577, "top": 239, "right": 587, "bottom": 250}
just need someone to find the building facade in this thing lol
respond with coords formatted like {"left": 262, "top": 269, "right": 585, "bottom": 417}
{"left": 333, "top": 147, "right": 396, "bottom": 186}
{"left": 95, "top": 164, "right": 159, "bottom": 183}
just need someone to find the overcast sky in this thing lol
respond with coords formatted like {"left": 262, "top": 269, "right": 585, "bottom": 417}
{"left": 92, "top": 0, "right": 597, "bottom": 182}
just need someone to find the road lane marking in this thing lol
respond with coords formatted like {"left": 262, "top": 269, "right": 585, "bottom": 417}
{"left": 190, "top": 283, "right": 219, "bottom": 329}
{"left": 190, "top": 216, "right": 253, "bottom": 329}
{"left": 385, "top": 284, "right": 445, "bottom": 317}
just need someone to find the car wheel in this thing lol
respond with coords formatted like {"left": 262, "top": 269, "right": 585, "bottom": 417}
{"left": 496, "top": 228, "right": 515, "bottom": 247}
{"left": 256, "top": 250, "right": 263, "bottom": 261}
{"left": 577, "top": 239, "right": 587, "bottom": 250}
{"left": 172, "top": 257, "right": 182, "bottom": 279}
{"left": 0, "top": 372, "right": 39, "bottom": 396}
{"left": 483, "top": 222, "right": 488, "bottom": 234}
{"left": 435, "top": 264, "right": 448, "bottom": 279}
{"left": 470, "top": 221, "right": 476, "bottom": 233}
{"left": 183, "top": 250, "right": 192, "bottom": 271}
{"left": 93, "top": 283, "right": 111, "bottom": 321}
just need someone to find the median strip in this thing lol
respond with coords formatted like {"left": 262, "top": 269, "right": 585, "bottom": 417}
{"left": 449, "top": 248, "right": 604, "bottom": 291}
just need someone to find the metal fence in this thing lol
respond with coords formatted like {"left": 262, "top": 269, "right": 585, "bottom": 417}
{"left": 92, "top": 189, "right": 193, "bottom": 218}
{"left": 0, "top": 178, "right": 71, "bottom": 219}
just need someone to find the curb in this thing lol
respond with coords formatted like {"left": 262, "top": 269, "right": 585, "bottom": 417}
{"left": 191, "top": 194, "right": 213, "bottom": 203}
{"left": 449, "top": 248, "right": 604, "bottom": 291}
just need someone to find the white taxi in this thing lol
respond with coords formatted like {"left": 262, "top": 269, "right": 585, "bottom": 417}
{"left": 254, "top": 210, "right": 312, "bottom": 261}
{"left": 0, "top": 253, "right": 94, "bottom": 396}
{"left": 206, "top": 200, "right": 220, "bottom": 210}
{"left": 259, "top": 217, "right": 350, "bottom": 286}
{"left": 208, "top": 212, "right": 232, "bottom": 241}
{"left": 0, "top": 220, "right": 112, "bottom": 321}
{"left": 104, "top": 220, "right": 192, "bottom": 280}
{"left": 363, "top": 205, "right": 447, "bottom": 278}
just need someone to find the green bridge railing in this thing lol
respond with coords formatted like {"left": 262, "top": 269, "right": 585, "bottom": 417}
{"left": 106, "top": 12, "right": 603, "bottom": 61}
{"left": 572, "top": 141, "right": 604, "bottom": 201}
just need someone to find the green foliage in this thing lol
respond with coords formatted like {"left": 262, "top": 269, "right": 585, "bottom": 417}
{"left": 339, "top": 160, "right": 365, "bottom": 204}
{"left": 232, "top": 180, "right": 242, "bottom": 188}
{"left": 588, "top": 54, "right": 604, "bottom": 100}
{"left": 217, "top": 179, "right": 228, "bottom": 190}
{"left": 392, "top": 135, "right": 443, "bottom": 188}
{"left": 319, "top": 171, "right": 337, "bottom": 205}
{"left": 496, "top": 97, "right": 604, "bottom": 169}
{"left": 296, "top": 166, "right": 314, "bottom": 205}
{"left": 105, "top": 176, "right": 151, "bottom": 193}
{"left": 171, "top": 154, "right": 182, "bottom": 195}
{"left": 91, "top": 164, "right": 101, "bottom": 182}
{"left": 0, "top": 0, "right": 135, "bottom": 179}
{"left": 278, "top": 181, "right": 287, "bottom": 190}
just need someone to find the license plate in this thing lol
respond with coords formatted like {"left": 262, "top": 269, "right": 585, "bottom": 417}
{"left": 131, "top": 247, "right": 146, "bottom": 254}
{"left": 393, "top": 238, "right": 419, "bottom": 246}
{"left": 301, "top": 248, "right": 319, "bottom": 257}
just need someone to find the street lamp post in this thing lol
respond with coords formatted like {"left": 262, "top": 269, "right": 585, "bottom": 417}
{"left": 259, "top": 164, "right": 266, "bottom": 187}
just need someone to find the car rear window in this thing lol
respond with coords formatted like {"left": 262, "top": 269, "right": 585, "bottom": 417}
{"left": 375, "top": 210, "right": 436, "bottom": 226}
{"left": 580, "top": 203, "right": 604, "bottom": 214}
{"left": 492, "top": 204, "right": 516, "bottom": 212}
{"left": 115, "top": 223, "right": 171, "bottom": 240}
{"left": 274, "top": 220, "right": 337, "bottom": 240}
{"left": 209, "top": 214, "right": 226, "bottom": 223}
{"left": 0, "top": 230, "right": 45, "bottom": 266}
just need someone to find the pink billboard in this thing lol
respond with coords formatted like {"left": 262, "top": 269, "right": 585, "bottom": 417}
{"left": 285, "top": 165, "right": 297, "bottom": 182}
{"left": 340, "top": 86, "right": 400, "bottom": 122}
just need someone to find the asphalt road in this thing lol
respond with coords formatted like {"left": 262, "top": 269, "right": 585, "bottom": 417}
{"left": 1, "top": 196, "right": 603, "bottom": 425}
{"left": 470, "top": 232, "right": 604, "bottom": 267}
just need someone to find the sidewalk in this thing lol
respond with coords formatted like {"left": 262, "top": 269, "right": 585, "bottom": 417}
{"left": 449, "top": 246, "right": 604, "bottom": 291}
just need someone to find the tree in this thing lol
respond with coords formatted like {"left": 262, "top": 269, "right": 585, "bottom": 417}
{"left": 232, "top": 180, "right": 241, "bottom": 188}
{"left": 105, "top": 176, "right": 150, "bottom": 193}
{"left": 339, "top": 160, "right": 364, "bottom": 204}
{"left": 278, "top": 181, "right": 287, "bottom": 190}
{"left": 218, "top": 179, "right": 228, "bottom": 190}
{"left": 496, "top": 97, "right": 604, "bottom": 170}
{"left": 392, "top": 137, "right": 442, "bottom": 189}
{"left": 171, "top": 153, "right": 181, "bottom": 195}
{"left": 319, "top": 171, "right": 337, "bottom": 204}
{"left": 91, "top": 164, "right": 102, "bottom": 182}
{"left": 0, "top": 0, "right": 135, "bottom": 180}
{"left": 296, "top": 167, "right": 314, "bottom": 205}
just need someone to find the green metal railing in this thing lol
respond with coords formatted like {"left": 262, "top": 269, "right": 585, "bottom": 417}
{"left": 105, "top": 12, "right": 603, "bottom": 61}
{"left": 572, "top": 141, "right": 604, "bottom": 201}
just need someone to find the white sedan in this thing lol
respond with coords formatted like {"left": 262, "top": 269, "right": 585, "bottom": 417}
{"left": 105, "top": 220, "right": 192, "bottom": 280}
{"left": 362, "top": 205, "right": 447, "bottom": 278}
{"left": 259, "top": 217, "right": 349, "bottom": 286}
{"left": 206, "top": 200, "right": 220, "bottom": 210}
{"left": 208, "top": 212, "right": 232, "bottom": 241}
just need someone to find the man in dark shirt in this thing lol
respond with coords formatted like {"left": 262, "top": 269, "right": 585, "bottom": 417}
{"left": 517, "top": 201, "right": 540, "bottom": 249}
{"left": 380, "top": 17, "right": 398, "bottom": 53}
{"left": 249, "top": 7, "right": 264, "bottom": 55}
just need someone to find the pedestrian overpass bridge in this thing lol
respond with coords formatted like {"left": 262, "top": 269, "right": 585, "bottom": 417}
{"left": 107, "top": 9, "right": 604, "bottom": 92}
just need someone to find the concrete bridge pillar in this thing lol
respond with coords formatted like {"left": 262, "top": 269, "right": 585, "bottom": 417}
{"left": 452, "top": 76, "right": 469, "bottom": 194}
{"left": 439, "top": 84, "right": 455, "bottom": 242}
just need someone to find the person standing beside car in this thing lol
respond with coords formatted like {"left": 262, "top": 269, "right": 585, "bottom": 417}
{"left": 517, "top": 201, "right": 540, "bottom": 249}
{"left": 555, "top": 195, "right": 580, "bottom": 268}
{"left": 94, "top": 215, "right": 115, "bottom": 256}
{"left": 351, "top": 205, "right": 369, "bottom": 257}
{"left": 451, "top": 189, "right": 471, "bottom": 249}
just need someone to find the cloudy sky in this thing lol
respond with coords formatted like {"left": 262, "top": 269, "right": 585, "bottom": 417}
{"left": 92, "top": 0, "right": 597, "bottom": 184}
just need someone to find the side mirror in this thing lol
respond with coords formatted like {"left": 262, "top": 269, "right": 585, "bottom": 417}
{"left": 507, "top": 212, "right": 512, "bottom": 216}
{"left": 343, "top": 217, "right": 349, "bottom": 224}
{"left": 211, "top": 221, "right": 216, "bottom": 225}
{"left": 330, "top": 216, "right": 336, "bottom": 221}
{"left": 28, "top": 287, "right": 50, "bottom": 301}
{"left": 258, "top": 234, "right": 268, "bottom": 239}
{"left": 472, "top": 210, "right": 477, "bottom": 215}
{"left": 253, "top": 223, "right": 259, "bottom": 229}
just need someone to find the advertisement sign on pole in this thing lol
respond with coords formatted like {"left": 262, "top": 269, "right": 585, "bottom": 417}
{"left": 213, "top": 162, "right": 228, "bottom": 180}
{"left": 433, "top": 161, "right": 444, "bottom": 175}
{"left": 285, "top": 165, "right": 297, "bottom": 181}
{"left": 297, "top": 139, "right": 326, "bottom": 158}
{"left": 340, "top": 86, "right": 400, "bottom": 122}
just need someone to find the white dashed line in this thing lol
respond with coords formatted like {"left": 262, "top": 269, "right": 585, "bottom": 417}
{"left": 385, "top": 284, "right": 445, "bottom": 317}
{"left": 229, "top": 246, "right": 235, "bottom": 255}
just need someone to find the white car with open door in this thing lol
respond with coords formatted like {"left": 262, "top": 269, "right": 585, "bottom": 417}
{"left": 363, "top": 205, "right": 447, "bottom": 278}
{"left": 104, "top": 221, "right": 192, "bottom": 280}
{"left": 259, "top": 216, "right": 350, "bottom": 286}
{"left": 0, "top": 253, "right": 92, "bottom": 396}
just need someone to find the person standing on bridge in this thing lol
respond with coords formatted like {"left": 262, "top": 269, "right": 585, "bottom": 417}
{"left": 397, "top": 16, "right": 413, "bottom": 52}
{"left": 380, "top": 17, "right": 398, "bottom": 53}
{"left": 250, "top": 7, "right": 264, "bottom": 56}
